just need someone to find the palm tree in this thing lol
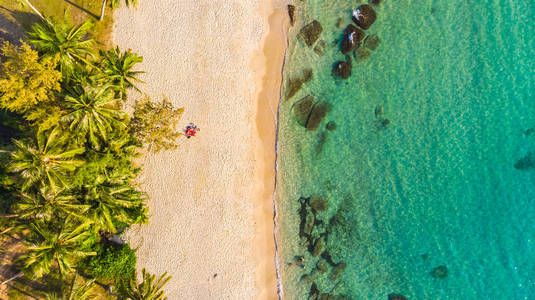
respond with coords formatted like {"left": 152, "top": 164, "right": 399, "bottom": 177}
{"left": 83, "top": 179, "right": 146, "bottom": 232}
{"left": 101, "top": 47, "right": 145, "bottom": 99}
{"left": 18, "top": 218, "right": 96, "bottom": 278}
{"left": 28, "top": 19, "right": 95, "bottom": 75}
{"left": 100, "top": 0, "right": 138, "bottom": 21}
{"left": 44, "top": 274, "right": 96, "bottom": 300}
{"left": 124, "top": 268, "right": 171, "bottom": 300}
{"left": 63, "top": 84, "right": 126, "bottom": 148}
{"left": 9, "top": 127, "right": 85, "bottom": 192}
{"left": 14, "top": 186, "right": 90, "bottom": 221}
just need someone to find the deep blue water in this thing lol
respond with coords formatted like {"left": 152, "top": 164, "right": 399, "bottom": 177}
{"left": 277, "top": 0, "right": 535, "bottom": 299}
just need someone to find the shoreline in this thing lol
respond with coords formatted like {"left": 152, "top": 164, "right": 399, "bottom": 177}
{"left": 251, "top": 1, "right": 289, "bottom": 299}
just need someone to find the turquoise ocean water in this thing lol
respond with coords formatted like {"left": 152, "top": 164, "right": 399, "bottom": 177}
{"left": 277, "top": 0, "right": 535, "bottom": 299}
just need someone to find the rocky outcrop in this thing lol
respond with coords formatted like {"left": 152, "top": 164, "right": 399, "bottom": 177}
{"left": 299, "top": 20, "right": 323, "bottom": 47}
{"left": 332, "top": 61, "right": 351, "bottom": 79}
{"left": 364, "top": 34, "right": 380, "bottom": 50}
{"left": 309, "top": 196, "right": 328, "bottom": 211}
{"left": 292, "top": 95, "right": 315, "bottom": 126}
{"left": 430, "top": 265, "right": 448, "bottom": 278}
{"left": 288, "top": 5, "right": 296, "bottom": 26}
{"left": 355, "top": 47, "right": 371, "bottom": 61}
{"left": 306, "top": 102, "right": 330, "bottom": 130}
{"left": 388, "top": 294, "right": 407, "bottom": 300}
{"left": 341, "top": 24, "right": 365, "bottom": 54}
{"left": 286, "top": 68, "right": 313, "bottom": 100}
{"left": 352, "top": 5, "right": 377, "bottom": 30}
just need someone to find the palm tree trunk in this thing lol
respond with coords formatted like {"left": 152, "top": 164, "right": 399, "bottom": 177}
{"left": 21, "top": 0, "right": 44, "bottom": 21}
{"left": 99, "top": 0, "right": 107, "bottom": 21}
{"left": 0, "top": 271, "right": 23, "bottom": 285}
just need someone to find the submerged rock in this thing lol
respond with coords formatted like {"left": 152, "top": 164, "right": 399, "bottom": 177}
{"left": 299, "top": 20, "right": 323, "bottom": 47}
{"left": 312, "top": 236, "right": 325, "bottom": 257}
{"left": 314, "top": 39, "right": 327, "bottom": 56}
{"left": 286, "top": 68, "right": 313, "bottom": 100}
{"left": 336, "top": 17, "right": 344, "bottom": 28}
{"left": 309, "top": 196, "right": 328, "bottom": 211}
{"left": 288, "top": 5, "right": 296, "bottom": 26}
{"left": 306, "top": 102, "right": 330, "bottom": 130}
{"left": 317, "top": 259, "right": 329, "bottom": 273}
{"left": 315, "top": 131, "right": 328, "bottom": 154}
{"left": 388, "top": 294, "right": 408, "bottom": 300}
{"left": 430, "top": 265, "right": 449, "bottom": 278}
{"left": 364, "top": 34, "right": 380, "bottom": 50}
{"left": 375, "top": 105, "right": 384, "bottom": 118}
{"left": 341, "top": 24, "right": 365, "bottom": 54}
{"left": 355, "top": 47, "right": 371, "bottom": 61}
{"left": 300, "top": 274, "right": 312, "bottom": 284}
{"left": 370, "top": 0, "right": 383, "bottom": 6}
{"left": 292, "top": 95, "right": 315, "bottom": 127}
{"left": 310, "top": 283, "right": 320, "bottom": 299}
{"left": 515, "top": 152, "right": 535, "bottom": 170}
{"left": 294, "top": 255, "right": 305, "bottom": 266}
{"left": 352, "top": 5, "right": 377, "bottom": 30}
{"left": 329, "top": 262, "right": 347, "bottom": 281}
{"left": 332, "top": 61, "right": 351, "bottom": 79}
{"left": 326, "top": 121, "right": 336, "bottom": 131}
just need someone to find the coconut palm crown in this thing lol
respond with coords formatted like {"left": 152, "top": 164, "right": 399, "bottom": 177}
{"left": 28, "top": 19, "right": 95, "bottom": 75}
{"left": 124, "top": 268, "right": 171, "bottom": 300}
{"left": 9, "top": 127, "right": 85, "bottom": 192}
{"left": 63, "top": 84, "right": 126, "bottom": 147}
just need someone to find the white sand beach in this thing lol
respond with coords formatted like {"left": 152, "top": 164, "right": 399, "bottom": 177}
{"left": 112, "top": 0, "right": 288, "bottom": 299}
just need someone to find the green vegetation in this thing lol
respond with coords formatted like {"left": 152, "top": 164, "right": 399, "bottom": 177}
{"left": 1, "top": 9, "right": 176, "bottom": 299}
{"left": 124, "top": 268, "right": 171, "bottom": 300}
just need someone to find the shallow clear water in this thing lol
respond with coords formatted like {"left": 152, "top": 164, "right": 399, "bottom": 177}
{"left": 277, "top": 0, "right": 535, "bottom": 299}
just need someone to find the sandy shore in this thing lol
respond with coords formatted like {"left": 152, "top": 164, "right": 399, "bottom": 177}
{"left": 113, "top": 0, "right": 288, "bottom": 299}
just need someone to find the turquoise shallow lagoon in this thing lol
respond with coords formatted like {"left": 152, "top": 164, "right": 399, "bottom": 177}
{"left": 277, "top": 0, "right": 535, "bottom": 299}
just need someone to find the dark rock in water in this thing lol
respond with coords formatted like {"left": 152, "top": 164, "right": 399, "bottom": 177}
{"left": 329, "top": 262, "right": 347, "bottom": 281}
{"left": 298, "top": 197, "right": 313, "bottom": 238}
{"left": 388, "top": 294, "right": 408, "bottom": 300}
{"left": 355, "top": 47, "right": 371, "bottom": 61}
{"left": 310, "top": 283, "right": 320, "bottom": 299}
{"left": 287, "top": 5, "right": 296, "bottom": 26}
{"left": 312, "top": 236, "right": 325, "bottom": 257}
{"left": 421, "top": 253, "right": 429, "bottom": 260}
{"left": 370, "top": 0, "right": 383, "bottom": 6}
{"left": 332, "top": 61, "right": 351, "bottom": 79}
{"left": 315, "top": 131, "right": 328, "bottom": 154}
{"left": 309, "top": 196, "right": 328, "bottom": 211}
{"left": 286, "top": 69, "right": 313, "bottom": 100}
{"left": 319, "top": 294, "right": 334, "bottom": 300}
{"left": 317, "top": 259, "right": 329, "bottom": 273}
{"left": 375, "top": 106, "right": 384, "bottom": 118}
{"left": 430, "top": 265, "right": 449, "bottom": 278}
{"left": 300, "top": 274, "right": 312, "bottom": 284}
{"left": 336, "top": 17, "right": 344, "bottom": 28}
{"left": 381, "top": 119, "right": 390, "bottom": 128}
{"left": 341, "top": 24, "right": 365, "bottom": 54}
{"left": 299, "top": 20, "right": 323, "bottom": 47}
{"left": 306, "top": 103, "right": 330, "bottom": 131}
{"left": 303, "top": 68, "right": 313, "bottom": 82}
{"left": 294, "top": 255, "right": 305, "bottom": 266}
{"left": 314, "top": 40, "right": 327, "bottom": 56}
{"left": 352, "top": 5, "right": 377, "bottom": 30}
{"left": 321, "top": 251, "right": 336, "bottom": 266}
{"left": 304, "top": 212, "right": 315, "bottom": 236}
{"left": 364, "top": 34, "right": 380, "bottom": 50}
{"left": 326, "top": 121, "right": 336, "bottom": 131}
{"left": 525, "top": 127, "right": 534, "bottom": 135}
{"left": 292, "top": 95, "right": 315, "bottom": 127}
{"left": 515, "top": 152, "right": 535, "bottom": 170}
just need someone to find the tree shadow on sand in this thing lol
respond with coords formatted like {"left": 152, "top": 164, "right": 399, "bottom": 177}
{"left": 0, "top": 6, "right": 40, "bottom": 44}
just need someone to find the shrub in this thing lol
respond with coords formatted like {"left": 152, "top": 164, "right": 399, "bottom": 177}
{"left": 82, "top": 244, "right": 136, "bottom": 282}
